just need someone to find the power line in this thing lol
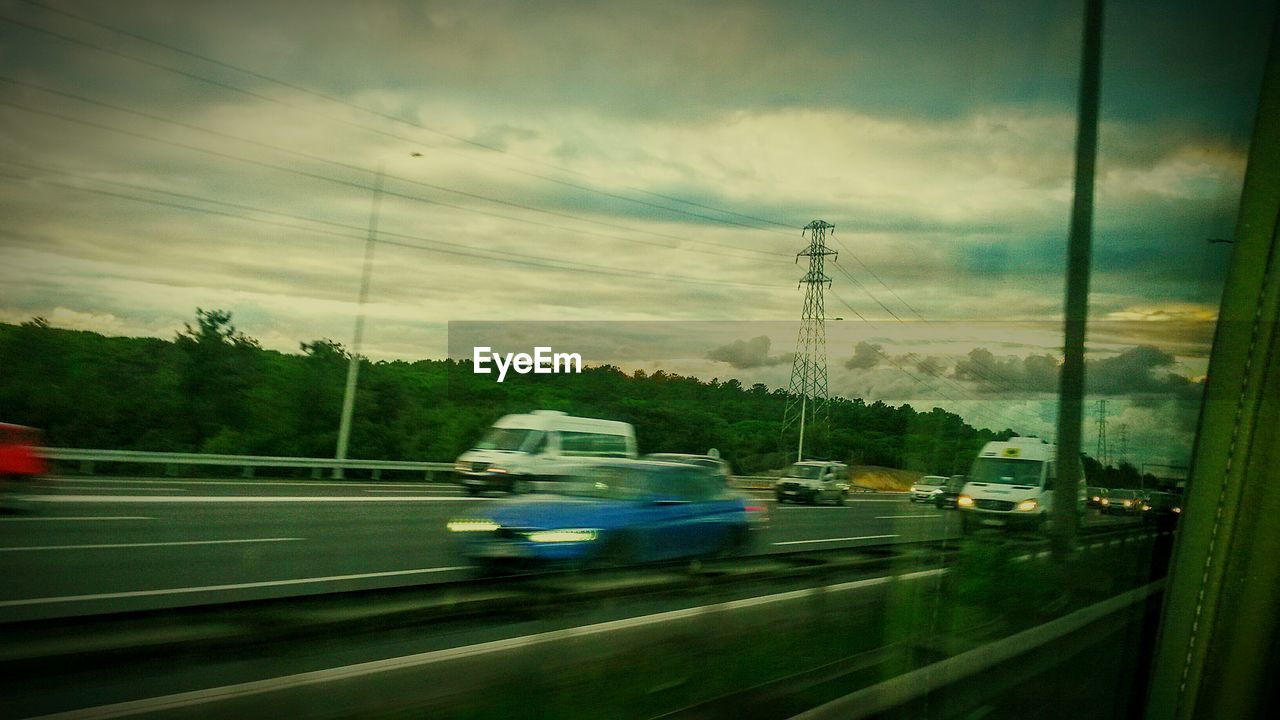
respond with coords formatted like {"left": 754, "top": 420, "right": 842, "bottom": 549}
{"left": 0, "top": 80, "right": 786, "bottom": 261}
{"left": 831, "top": 260, "right": 904, "bottom": 322}
{"left": 832, "top": 235, "right": 927, "bottom": 321}
{"left": 5, "top": 5, "right": 802, "bottom": 237}
{"left": 0, "top": 164, "right": 782, "bottom": 292}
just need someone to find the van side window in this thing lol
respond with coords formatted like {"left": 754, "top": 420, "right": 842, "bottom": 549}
{"left": 1045, "top": 461, "right": 1056, "bottom": 488}
{"left": 524, "top": 431, "right": 547, "bottom": 454}
{"left": 560, "top": 431, "right": 628, "bottom": 457}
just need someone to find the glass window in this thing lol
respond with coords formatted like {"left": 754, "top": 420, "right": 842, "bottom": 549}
{"left": 968, "top": 458, "right": 1044, "bottom": 486}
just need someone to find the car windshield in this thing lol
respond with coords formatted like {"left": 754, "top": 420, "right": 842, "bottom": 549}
{"left": 1109, "top": 490, "right": 1137, "bottom": 500}
{"left": 968, "top": 458, "right": 1043, "bottom": 486}
{"left": 787, "top": 464, "right": 825, "bottom": 479}
{"left": 475, "top": 427, "right": 537, "bottom": 452}
{"left": 918, "top": 477, "right": 946, "bottom": 486}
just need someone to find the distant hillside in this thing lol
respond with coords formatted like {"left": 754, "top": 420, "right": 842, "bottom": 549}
{"left": 0, "top": 312, "right": 1014, "bottom": 475}
{"left": 850, "top": 465, "right": 924, "bottom": 492}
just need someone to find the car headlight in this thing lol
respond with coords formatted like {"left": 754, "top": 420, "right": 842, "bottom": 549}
{"left": 447, "top": 519, "right": 499, "bottom": 532}
{"left": 1016, "top": 498, "right": 1039, "bottom": 512}
{"left": 1101, "top": 498, "right": 1109, "bottom": 505}
{"left": 1091, "top": 496, "right": 1099, "bottom": 502}
{"left": 1123, "top": 500, "right": 1132, "bottom": 508}
{"left": 527, "top": 529, "right": 599, "bottom": 543}
{"left": 1172, "top": 506, "right": 1181, "bottom": 513}
{"left": 454, "top": 462, "right": 470, "bottom": 472}
{"left": 488, "top": 466, "right": 509, "bottom": 474}
{"left": 957, "top": 494, "right": 974, "bottom": 508}
{"left": 1142, "top": 505, "right": 1152, "bottom": 512}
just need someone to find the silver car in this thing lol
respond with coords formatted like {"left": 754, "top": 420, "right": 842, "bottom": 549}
{"left": 775, "top": 461, "right": 849, "bottom": 505}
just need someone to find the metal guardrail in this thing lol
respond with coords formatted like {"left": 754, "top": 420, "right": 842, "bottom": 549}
{"left": 41, "top": 448, "right": 453, "bottom": 480}
{"left": 38, "top": 449, "right": 912, "bottom": 490}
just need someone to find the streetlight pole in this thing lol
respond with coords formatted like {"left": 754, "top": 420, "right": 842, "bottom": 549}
{"left": 334, "top": 163, "right": 385, "bottom": 479}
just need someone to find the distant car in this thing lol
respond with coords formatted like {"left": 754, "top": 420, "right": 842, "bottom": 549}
{"left": 1140, "top": 491, "right": 1182, "bottom": 525}
{"left": 934, "top": 475, "right": 967, "bottom": 509}
{"left": 642, "top": 452, "right": 731, "bottom": 484}
{"left": 447, "top": 460, "right": 766, "bottom": 569}
{"left": 774, "top": 460, "right": 849, "bottom": 505}
{"left": 1101, "top": 488, "right": 1142, "bottom": 515}
{"left": 911, "top": 475, "right": 949, "bottom": 503}
{"left": 1087, "top": 486, "right": 1109, "bottom": 508}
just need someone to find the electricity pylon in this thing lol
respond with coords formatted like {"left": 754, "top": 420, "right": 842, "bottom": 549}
{"left": 782, "top": 220, "right": 837, "bottom": 461}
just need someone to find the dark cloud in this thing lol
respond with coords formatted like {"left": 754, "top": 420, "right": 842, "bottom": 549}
{"left": 953, "top": 344, "right": 1204, "bottom": 400}
{"left": 706, "top": 335, "right": 792, "bottom": 369}
{"left": 845, "top": 341, "right": 883, "bottom": 370}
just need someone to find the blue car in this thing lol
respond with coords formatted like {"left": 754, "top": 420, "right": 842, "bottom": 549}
{"left": 448, "top": 460, "right": 766, "bottom": 568}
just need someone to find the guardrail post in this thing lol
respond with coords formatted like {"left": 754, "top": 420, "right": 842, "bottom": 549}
{"left": 371, "top": 469, "right": 381, "bottom": 481}
{"left": 425, "top": 470, "right": 434, "bottom": 483}
{"left": 165, "top": 464, "right": 178, "bottom": 477}
{"left": 242, "top": 466, "right": 254, "bottom": 478}
{"left": 79, "top": 460, "right": 94, "bottom": 475}
{"left": 311, "top": 468, "right": 322, "bottom": 480}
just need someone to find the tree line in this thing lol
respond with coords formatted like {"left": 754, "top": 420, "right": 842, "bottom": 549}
{"left": 2, "top": 310, "right": 1037, "bottom": 475}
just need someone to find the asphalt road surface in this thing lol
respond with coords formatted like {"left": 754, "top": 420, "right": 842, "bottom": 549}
{"left": 0, "top": 476, "right": 1135, "bottom": 621}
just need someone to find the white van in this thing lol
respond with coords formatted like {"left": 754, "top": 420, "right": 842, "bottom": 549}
{"left": 454, "top": 411, "right": 637, "bottom": 494}
{"left": 957, "top": 437, "right": 1083, "bottom": 532}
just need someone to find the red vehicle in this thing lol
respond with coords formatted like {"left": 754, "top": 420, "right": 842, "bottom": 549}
{"left": 0, "top": 422, "right": 47, "bottom": 482}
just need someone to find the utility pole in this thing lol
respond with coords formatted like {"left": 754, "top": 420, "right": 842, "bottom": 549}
{"left": 782, "top": 220, "right": 836, "bottom": 462}
{"left": 1094, "top": 399, "right": 1109, "bottom": 467}
{"left": 334, "top": 164, "right": 385, "bottom": 479}
{"left": 1051, "top": 0, "right": 1104, "bottom": 562}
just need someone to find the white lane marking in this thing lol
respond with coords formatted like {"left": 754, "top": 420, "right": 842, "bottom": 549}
{"left": 363, "top": 489, "right": 456, "bottom": 494}
{"left": 875, "top": 514, "right": 943, "bottom": 519}
{"left": 772, "top": 534, "right": 899, "bottom": 546}
{"left": 0, "top": 537, "right": 302, "bottom": 552}
{"left": 25, "top": 568, "right": 945, "bottom": 719}
{"left": 0, "top": 566, "right": 468, "bottom": 608}
{"left": 776, "top": 500, "right": 906, "bottom": 508}
{"left": 47, "top": 477, "right": 455, "bottom": 490}
{"left": 0, "top": 516, "right": 155, "bottom": 522}
{"left": 39, "top": 486, "right": 187, "bottom": 492}
{"left": 19, "top": 495, "right": 489, "bottom": 503}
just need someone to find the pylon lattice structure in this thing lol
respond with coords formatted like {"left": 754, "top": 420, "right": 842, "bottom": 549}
{"left": 782, "top": 220, "right": 837, "bottom": 461}
{"left": 1095, "top": 399, "right": 1109, "bottom": 467}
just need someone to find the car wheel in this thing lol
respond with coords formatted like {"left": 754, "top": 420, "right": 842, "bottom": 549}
{"left": 807, "top": 493, "right": 818, "bottom": 506}
{"left": 834, "top": 491, "right": 846, "bottom": 506}
{"left": 510, "top": 477, "right": 533, "bottom": 495}
{"left": 960, "top": 514, "right": 975, "bottom": 535}
{"left": 464, "top": 486, "right": 480, "bottom": 497}
{"left": 595, "top": 532, "right": 638, "bottom": 567}
{"left": 718, "top": 525, "right": 751, "bottom": 557}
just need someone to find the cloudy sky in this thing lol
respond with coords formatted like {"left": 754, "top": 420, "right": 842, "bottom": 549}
{"left": 1, "top": 0, "right": 1274, "bottom": 467}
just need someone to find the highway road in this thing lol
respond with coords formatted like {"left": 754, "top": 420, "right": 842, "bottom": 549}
{"left": 0, "top": 476, "right": 1135, "bottom": 622}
